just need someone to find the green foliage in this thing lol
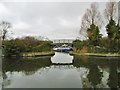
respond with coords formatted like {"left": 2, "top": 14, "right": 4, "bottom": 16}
{"left": 99, "top": 37, "right": 109, "bottom": 48}
{"left": 73, "top": 40, "right": 82, "bottom": 50}
{"left": 32, "top": 42, "right": 51, "bottom": 52}
{"left": 3, "top": 36, "right": 52, "bottom": 57}
{"left": 88, "top": 46, "right": 107, "bottom": 53}
{"left": 87, "top": 23, "right": 102, "bottom": 46}
{"left": 73, "top": 35, "right": 120, "bottom": 53}
{"left": 106, "top": 19, "right": 117, "bottom": 40}
{"left": 76, "top": 3, "right": 120, "bottom": 54}
{"left": 105, "top": 19, "right": 120, "bottom": 52}
{"left": 3, "top": 40, "right": 24, "bottom": 57}
{"left": 73, "top": 19, "right": 120, "bottom": 53}
{"left": 115, "top": 24, "right": 120, "bottom": 40}
{"left": 73, "top": 39, "right": 88, "bottom": 50}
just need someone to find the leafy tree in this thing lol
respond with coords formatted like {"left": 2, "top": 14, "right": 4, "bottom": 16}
{"left": 87, "top": 23, "right": 102, "bottom": 46}
{"left": 73, "top": 39, "right": 89, "bottom": 51}
{"left": 32, "top": 42, "right": 51, "bottom": 52}
{"left": 104, "top": 1, "right": 119, "bottom": 52}
{"left": 106, "top": 18, "right": 120, "bottom": 52}
{"left": 73, "top": 40, "right": 82, "bottom": 50}
{"left": 106, "top": 19, "right": 117, "bottom": 40}
{"left": 115, "top": 23, "right": 120, "bottom": 40}
{"left": 3, "top": 40, "right": 24, "bottom": 57}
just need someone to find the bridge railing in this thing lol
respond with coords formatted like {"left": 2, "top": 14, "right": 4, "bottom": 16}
{"left": 52, "top": 39, "right": 74, "bottom": 44}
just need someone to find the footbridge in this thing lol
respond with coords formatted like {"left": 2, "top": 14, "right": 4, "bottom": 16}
{"left": 52, "top": 39, "right": 74, "bottom": 47}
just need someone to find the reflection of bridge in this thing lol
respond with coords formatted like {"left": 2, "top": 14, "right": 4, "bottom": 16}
{"left": 3, "top": 54, "right": 119, "bottom": 88}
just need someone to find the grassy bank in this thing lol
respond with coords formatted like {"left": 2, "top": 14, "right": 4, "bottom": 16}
{"left": 21, "top": 51, "right": 55, "bottom": 57}
{"left": 70, "top": 51, "right": 120, "bottom": 57}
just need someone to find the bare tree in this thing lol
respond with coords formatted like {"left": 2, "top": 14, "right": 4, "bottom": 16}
{"left": 119, "top": 1, "right": 120, "bottom": 24}
{"left": 104, "top": 0, "right": 117, "bottom": 22}
{"left": 80, "top": 2, "right": 102, "bottom": 39}
{"left": 0, "top": 21, "right": 11, "bottom": 41}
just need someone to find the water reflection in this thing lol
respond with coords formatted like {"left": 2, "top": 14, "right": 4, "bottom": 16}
{"left": 0, "top": 56, "right": 2, "bottom": 90}
{"left": 2, "top": 52, "right": 119, "bottom": 88}
{"left": 51, "top": 52, "right": 73, "bottom": 64}
{"left": 87, "top": 65, "right": 103, "bottom": 88}
{"left": 73, "top": 55, "right": 119, "bottom": 88}
{"left": 118, "top": 60, "right": 120, "bottom": 88}
{"left": 107, "top": 60, "right": 118, "bottom": 88}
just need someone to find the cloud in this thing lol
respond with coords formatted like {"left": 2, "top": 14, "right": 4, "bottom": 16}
{"left": 0, "top": 2, "right": 107, "bottom": 40}
{"left": 1, "top": 0, "right": 115, "bottom": 2}
{"left": 0, "top": 3, "right": 12, "bottom": 20}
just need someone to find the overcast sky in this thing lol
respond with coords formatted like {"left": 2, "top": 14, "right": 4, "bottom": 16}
{"left": 0, "top": 0, "right": 119, "bottom": 40}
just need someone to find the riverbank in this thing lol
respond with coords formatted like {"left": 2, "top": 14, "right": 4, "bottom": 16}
{"left": 2, "top": 51, "right": 55, "bottom": 57}
{"left": 22, "top": 51, "right": 55, "bottom": 57}
{"left": 70, "top": 51, "right": 120, "bottom": 57}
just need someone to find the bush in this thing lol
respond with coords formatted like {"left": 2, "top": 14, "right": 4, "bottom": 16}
{"left": 2, "top": 37, "right": 52, "bottom": 57}
{"left": 73, "top": 39, "right": 88, "bottom": 50}
{"left": 3, "top": 40, "right": 24, "bottom": 56}
{"left": 32, "top": 42, "right": 51, "bottom": 52}
{"left": 88, "top": 46, "right": 107, "bottom": 53}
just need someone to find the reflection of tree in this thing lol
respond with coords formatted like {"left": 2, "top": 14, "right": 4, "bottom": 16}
{"left": 118, "top": 60, "right": 120, "bottom": 88}
{"left": 3, "top": 56, "right": 52, "bottom": 74}
{"left": 107, "top": 60, "right": 118, "bottom": 88}
{"left": 73, "top": 55, "right": 120, "bottom": 88}
{"left": 2, "top": 57, "right": 52, "bottom": 88}
{"left": 118, "top": 72, "right": 120, "bottom": 88}
{"left": 78, "top": 68, "right": 91, "bottom": 88}
{"left": 2, "top": 71, "right": 11, "bottom": 88}
{"left": 73, "top": 55, "right": 89, "bottom": 68}
{"left": 87, "top": 65, "right": 103, "bottom": 88}
{"left": 23, "top": 71, "right": 36, "bottom": 76}
{"left": 2, "top": 53, "right": 120, "bottom": 88}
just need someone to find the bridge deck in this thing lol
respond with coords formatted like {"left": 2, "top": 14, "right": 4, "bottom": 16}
{"left": 52, "top": 39, "right": 74, "bottom": 44}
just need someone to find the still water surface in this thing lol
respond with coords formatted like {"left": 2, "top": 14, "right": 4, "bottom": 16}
{"left": 2, "top": 52, "right": 120, "bottom": 88}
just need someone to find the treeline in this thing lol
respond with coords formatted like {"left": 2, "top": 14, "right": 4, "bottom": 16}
{"left": 2, "top": 36, "right": 52, "bottom": 57}
{"left": 73, "top": 1, "right": 120, "bottom": 54}
{"left": 73, "top": 37, "right": 120, "bottom": 53}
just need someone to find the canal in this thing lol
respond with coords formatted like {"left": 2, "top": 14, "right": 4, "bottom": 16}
{"left": 2, "top": 52, "right": 120, "bottom": 88}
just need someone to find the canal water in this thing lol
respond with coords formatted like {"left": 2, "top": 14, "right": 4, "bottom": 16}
{"left": 2, "top": 52, "right": 120, "bottom": 88}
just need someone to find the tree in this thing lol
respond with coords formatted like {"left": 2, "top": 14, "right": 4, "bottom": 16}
{"left": 0, "top": 21, "right": 11, "bottom": 41}
{"left": 104, "top": 0, "right": 119, "bottom": 52}
{"left": 73, "top": 40, "right": 82, "bottom": 51}
{"left": 104, "top": 0, "right": 117, "bottom": 22}
{"left": 105, "top": 19, "right": 120, "bottom": 52}
{"left": 3, "top": 36, "right": 52, "bottom": 57}
{"left": 116, "top": 23, "right": 120, "bottom": 39}
{"left": 80, "top": 2, "right": 103, "bottom": 39}
{"left": 104, "top": 0, "right": 118, "bottom": 40}
{"left": 104, "top": 0, "right": 118, "bottom": 39}
{"left": 87, "top": 23, "right": 102, "bottom": 46}
{"left": 106, "top": 19, "right": 117, "bottom": 40}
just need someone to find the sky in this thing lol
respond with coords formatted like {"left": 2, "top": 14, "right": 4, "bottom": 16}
{"left": 0, "top": 0, "right": 119, "bottom": 40}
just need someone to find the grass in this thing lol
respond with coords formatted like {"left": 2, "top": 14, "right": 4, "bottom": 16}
{"left": 70, "top": 51, "right": 120, "bottom": 57}
{"left": 22, "top": 51, "right": 55, "bottom": 57}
